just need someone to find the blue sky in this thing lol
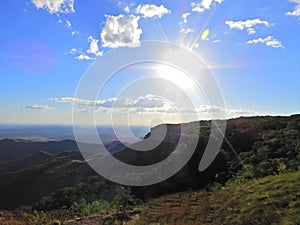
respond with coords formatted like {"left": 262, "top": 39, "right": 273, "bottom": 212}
{"left": 0, "top": 0, "right": 299, "bottom": 125}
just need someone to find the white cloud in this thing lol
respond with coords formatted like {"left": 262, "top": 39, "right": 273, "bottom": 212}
{"left": 212, "top": 39, "right": 221, "bottom": 43}
{"left": 70, "top": 37, "right": 103, "bottom": 60}
{"left": 135, "top": 4, "right": 171, "bottom": 18}
{"left": 51, "top": 95, "right": 168, "bottom": 109}
{"left": 51, "top": 96, "right": 256, "bottom": 118}
{"left": 191, "top": 5, "right": 205, "bottom": 13}
{"left": 202, "top": 0, "right": 213, "bottom": 9}
{"left": 22, "top": 104, "right": 51, "bottom": 110}
{"left": 75, "top": 54, "right": 94, "bottom": 60}
{"left": 71, "top": 30, "right": 79, "bottom": 36}
{"left": 68, "top": 48, "right": 93, "bottom": 60}
{"left": 247, "top": 27, "right": 256, "bottom": 35}
{"left": 247, "top": 36, "right": 284, "bottom": 48}
{"left": 124, "top": 6, "right": 130, "bottom": 13}
{"left": 87, "top": 36, "right": 103, "bottom": 57}
{"left": 101, "top": 14, "right": 143, "bottom": 48}
{"left": 180, "top": 28, "right": 194, "bottom": 34}
{"left": 69, "top": 48, "right": 78, "bottom": 55}
{"left": 51, "top": 97, "right": 98, "bottom": 105}
{"left": 134, "top": 96, "right": 167, "bottom": 108}
{"left": 225, "top": 18, "right": 270, "bottom": 34}
{"left": 65, "top": 20, "right": 71, "bottom": 28}
{"left": 177, "top": 106, "right": 256, "bottom": 117}
{"left": 286, "top": 0, "right": 300, "bottom": 17}
{"left": 32, "top": 0, "right": 74, "bottom": 14}
{"left": 52, "top": 95, "right": 174, "bottom": 115}
{"left": 191, "top": 0, "right": 223, "bottom": 13}
{"left": 226, "top": 109, "right": 256, "bottom": 115}
{"left": 182, "top": 13, "right": 190, "bottom": 23}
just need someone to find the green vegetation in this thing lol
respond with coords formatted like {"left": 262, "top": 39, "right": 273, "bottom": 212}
{"left": 0, "top": 199, "right": 111, "bottom": 225}
{"left": 0, "top": 186, "right": 143, "bottom": 225}
{"left": 221, "top": 115, "right": 300, "bottom": 185}
{"left": 1, "top": 172, "right": 298, "bottom": 224}
{"left": 35, "top": 176, "right": 116, "bottom": 210}
{"left": 137, "top": 172, "right": 300, "bottom": 225}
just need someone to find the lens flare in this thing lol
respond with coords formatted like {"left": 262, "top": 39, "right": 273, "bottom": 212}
{"left": 201, "top": 29, "right": 210, "bottom": 40}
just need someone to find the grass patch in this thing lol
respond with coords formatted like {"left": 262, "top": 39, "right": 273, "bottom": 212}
{"left": 136, "top": 172, "right": 300, "bottom": 225}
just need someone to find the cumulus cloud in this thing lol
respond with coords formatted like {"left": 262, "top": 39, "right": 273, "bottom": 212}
{"left": 225, "top": 18, "right": 270, "bottom": 34}
{"left": 70, "top": 37, "right": 103, "bottom": 60}
{"left": 135, "top": 4, "right": 171, "bottom": 18}
{"left": 101, "top": 14, "right": 143, "bottom": 48}
{"left": 286, "top": 0, "right": 300, "bottom": 17}
{"left": 87, "top": 36, "right": 103, "bottom": 57}
{"left": 31, "top": 0, "right": 74, "bottom": 14}
{"left": 191, "top": 0, "right": 223, "bottom": 13}
{"left": 182, "top": 13, "right": 190, "bottom": 23}
{"left": 22, "top": 104, "right": 51, "bottom": 110}
{"left": 247, "top": 36, "right": 284, "bottom": 48}
{"left": 75, "top": 54, "right": 94, "bottom": 60}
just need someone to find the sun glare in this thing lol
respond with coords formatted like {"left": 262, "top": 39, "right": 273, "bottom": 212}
{"left": 154, "top": 64, "right": 198, "bottom": 90}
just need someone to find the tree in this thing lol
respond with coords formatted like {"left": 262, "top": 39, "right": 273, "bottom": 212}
{"left": 112, "top": 186, "right": 135, "bottom": 219}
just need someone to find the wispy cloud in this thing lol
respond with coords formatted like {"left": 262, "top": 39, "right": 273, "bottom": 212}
{"left": 69, "top": 47, "right": 94, "bottom": 60}
{"left": 124, "top": 6, "right": 130, "bottom": 13}
{"left": 135, "top": 4, "right": 171, "bottom": 18}
{"left": 286, "top": 0, "right": 300, "bottom": 17}
{"left": 22, "top": 104, "right": 51, "bottom": 110}
{"left": 247, "top": 36, "right": 284, "bottom": 48}
{"left": 225, "top": 18, "right": 270, "bottom": 34}
{"left": 31, "top": 0, "right": 75, "bottom": 14}
{"left": 51, "top": 96, "right": 256, "bottom": 118}
{"left": 101, "top": 14, "right": 142, "bottom": 48}
{"left": 180, "top": 28, "right": 194, "bottom": 34}
{"left": 51, "top": 95, "right": 167, "bottom": 109}
{"left": 65, "top": 20, "right": 71, "bottom": 28}
{"left": 69, "top": 48, "right": 78, "bottom": 55}
{"left": 212, "top": 39, "right": 221, "bottom": 43}
{"left": 71, "top": 30, "right": 79, "bottom": 36}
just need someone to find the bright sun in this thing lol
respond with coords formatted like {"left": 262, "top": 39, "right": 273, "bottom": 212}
{"left": 154, "top": 64, "right": 198, "bottom": 90}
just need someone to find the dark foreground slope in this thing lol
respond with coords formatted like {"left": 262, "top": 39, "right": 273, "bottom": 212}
{"left": 66, "top": 172, "right": 300, "bottom": 225}
{"left": 0, "top": 114, "right": 299, "bottom": 212}
{"left": 3, "top": 171, "right": 297, "bottom": 225}
{"left": 135, "top": 171, "right": 300, "bottom": 225}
